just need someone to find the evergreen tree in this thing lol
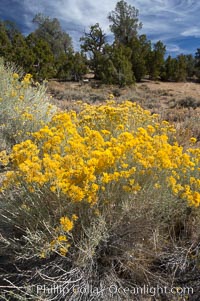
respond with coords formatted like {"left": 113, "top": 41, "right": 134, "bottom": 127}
{"left": 162, "top": 55, "right": 189, "bottom": 82}
{"left": 147, "top": 41, "right": 166, "bottom": 80}
{"left": 32, "top": 13, "right": 73, "bottom": 58}
{"left": 0, "top": 21, "right": 12, "bottom": 58}
{"left": 10, "top": 32, "right": 35, "bottom": 73}
{"left": 3, "top": 20, "right": 21, "bottom": 44}
{"left": 80, "top": 23, "right": 107, "bottom": 79}
{"left": 185, "top": 54, "right": 195, "bottom": 79}
{"left": 161, "top": 55, "right": 176, "bottom": 81}
{"left": 129, "top": 35, "right": 151, "bottom": 81}
{"left": 71, "top": 52, "right": 88, "bottom": 81}
{"left": 0, "top": 20, "right": 34, "bottom": 72}
{"left": 26, "top": 33, "right": 55, "bottom": 79}
{"left": 112, "top": 44, "right": 135, "bottom": 86}
{"left": 108, "top": 0, "right": 142, "bottom": 45}
{"left": 174, "top": 54, "right": 187, "bottom": 82}
{"left": 99, "top": 44, "right": 135, "bottom": 86}
{"left": 195, "top": 49, "right": 200, "bottom": 80}
{"left": 56, "top": 51, "right": 88, "bottom": 81}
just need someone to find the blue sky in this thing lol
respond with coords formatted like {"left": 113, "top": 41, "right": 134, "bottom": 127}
{"left": 0, "top": 0, "right": 200, "bottom": 56}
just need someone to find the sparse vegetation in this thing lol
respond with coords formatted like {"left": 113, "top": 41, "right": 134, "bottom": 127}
{"left": 0, "top": 61, "right": 200, "bottom": 301}
{"left": 176, "top": 97, "right": 200, "bottom": 109}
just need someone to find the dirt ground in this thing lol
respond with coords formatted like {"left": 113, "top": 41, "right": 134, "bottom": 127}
{"left": 48, "top": 79, "right": 200, "bottom": 107}
{"left": 136, "top": 80, "right": 200, "bottom": 111}
{"left": 137, "top": 81, "right": 200, "bottom": 99}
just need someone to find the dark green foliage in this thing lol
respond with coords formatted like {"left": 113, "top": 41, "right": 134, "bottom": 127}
{"left": 0, "top": 21, "right": 12, "bottom": 58}
{"left": 162, "top": 54, "right": 188, "bottom": 82}
{"left": 0, "top": 21, "right": 35, "bottom": 73}
{"left": 195, "top": 49, "right": 200, "bottom": 80}
{"left": 56, "top": 51, "right": 88, "bottom": 81}
{"left": 161, "top": 55, "right": 176, "bottom": 81}
{"left": 108, "top": 0, "right": 142, "bottom": 45}
{"left": 99, "top": 44, "right": 135, "bottom": 86}
{"left": 147, "top": 41, "right": 166, "bottom": 80}
{"left": 111, "top": 44, "right": 135, "bottom": 86}
{"left": 0, "top": 3, "right": 199, "bottom": 86}
{"left": 3, "top": 20, "right": 21, "bottom": 43}
{"left": 26, "top": 33, "right": 55, "bottom": 79}
{"left": 0, "top": 15, "right": 74, "bottom": 80}
{"left": 10, "top": 33, "right": 34, "bottom": 73}
{"left": 173, "top": 54, "right": 187, "bottom": 82}
{"left": 80, "top": 23, "right": 106, "bottom": 54}
{"left": 80, "top": 23, "right": 107, "bottom": 79}
{"left": 107, "top": 1, "right": 149, "bottom": 83}
{"left": 32, "top": 13, "right": 73, "bottom": 58}
{"left": 185, "top": 54, "right": 195, "bottom": 78}
{"left": 129, "top": 35, "right": 151, "bottom": 82}
{"left": 71, "top": 52, "right": 88, "bottom": 81}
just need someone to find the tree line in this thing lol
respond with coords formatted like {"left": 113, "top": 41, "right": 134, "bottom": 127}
{"left": 1, "top": 0, "right": 200, "bottom": 86}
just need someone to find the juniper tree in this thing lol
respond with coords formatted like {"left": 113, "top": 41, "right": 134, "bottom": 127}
{"left": 32, "top": 13, "right": 73, "bottom": 58}
{"left": 108, "top": 0, "right": 142, "bottom": 45}
{"left": 80, "top": 23, "right": 107, "bottom": 79}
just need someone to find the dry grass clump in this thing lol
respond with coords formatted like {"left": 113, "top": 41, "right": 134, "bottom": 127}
{"left": 1, "top": 187, "right": 199, "bottom": 300}
{"left": 175, "top": 97, "right": 200, "bottom": 109}
{"left": 48, "top": 80, "right": 109, "bottom": 108}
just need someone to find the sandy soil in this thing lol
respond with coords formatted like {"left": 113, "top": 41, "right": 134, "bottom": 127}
{"left": 137, "top": 81, "right": 200, "bottom": 99}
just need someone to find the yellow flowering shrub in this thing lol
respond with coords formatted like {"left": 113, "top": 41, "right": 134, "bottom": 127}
{"left": 40, "top": 215, "right": 78, "bottom": 258}
{"left": 0, "top": 58, "right": 57, "bottom": 150}
{"left": 1, "top": 100, "right": 200, "bottom": 257}
{"left": 0, "top": 150, "right": 9, "bottom": 166}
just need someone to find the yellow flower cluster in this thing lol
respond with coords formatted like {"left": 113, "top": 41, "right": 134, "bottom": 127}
{"left": 2, "top": 101, "right": 200, "bottom": 209}
{"left": 60, "top": 216, "right": 74, "bottom": 232}
{"left": 13, "top": 73, "right": 19, "bottom": 80}
{"left": 0, "top": 150, "right": 9, "bottom": 166}
{"left": 41, "top": 215, "right": 78, "bottom": 258}
{"left": 21, "top": 73, "right": 32, "bottom": 86}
